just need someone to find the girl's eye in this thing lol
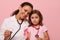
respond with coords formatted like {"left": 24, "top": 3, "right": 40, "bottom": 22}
{"left": 31, "top": 17, "right": 34, "bottom": 19}
{"left": 35, "top": 17, "right": 38, "bottom": 18}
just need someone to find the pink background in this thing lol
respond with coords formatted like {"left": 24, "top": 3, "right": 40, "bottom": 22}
{"left": 0, "top": 0, "right": 60, "bottom": 40}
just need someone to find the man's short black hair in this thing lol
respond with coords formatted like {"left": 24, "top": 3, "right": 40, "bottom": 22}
{"left": 21, "top": 2, "right": 33, "bottom": 9}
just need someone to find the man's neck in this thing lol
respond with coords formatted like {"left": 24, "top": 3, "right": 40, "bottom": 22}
{"left": 15, "top": 15, "right": 24, "bottom": 23}
{"left": 15, "top": 14, "right": 21, "bottom": 20}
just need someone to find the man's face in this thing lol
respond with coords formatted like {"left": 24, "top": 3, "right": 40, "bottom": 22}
{"left": 18, "top": 5, "right": 32, "bottom": 19}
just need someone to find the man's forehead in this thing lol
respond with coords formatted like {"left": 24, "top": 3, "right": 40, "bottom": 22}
{"left": 23, "top": 6, "right": 32, "bottom": 10}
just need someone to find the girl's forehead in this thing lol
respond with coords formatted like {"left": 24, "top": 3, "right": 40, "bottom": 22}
{"left": 31, "top": 13, "right": 39, "bottom": 16}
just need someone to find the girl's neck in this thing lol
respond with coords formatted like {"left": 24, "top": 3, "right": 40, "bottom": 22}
{"left": 32, "top": 25, "right": 40, "bottom": 30}
{"left": 33, "top": 24, "right": 40, "bottom": 28}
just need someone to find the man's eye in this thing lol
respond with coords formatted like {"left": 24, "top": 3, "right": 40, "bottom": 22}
{"left": 27, "top": 12, "right": 30, "bottom": 14}
{"left": 24, "top": 10, "right": 27, "bottom": 12}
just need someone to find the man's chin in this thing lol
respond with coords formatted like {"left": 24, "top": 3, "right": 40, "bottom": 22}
{"left": 21, "top": 17, "right": 26, "bottom": 20}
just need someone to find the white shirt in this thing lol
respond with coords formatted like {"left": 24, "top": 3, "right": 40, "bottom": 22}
{"left": 0, "top": 15, "right": 29, "bottom": 40}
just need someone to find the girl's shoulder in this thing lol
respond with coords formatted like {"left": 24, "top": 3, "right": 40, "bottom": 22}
{"left": 27, "top": 26, "right": 34, "bottom": 32}
{"left": 40, "top": 25, "right": 47, "bottom": 28}
{"left": 40, "top": 25, "right": 48, "bottom": 32}
{"left": 28, "top": 26, "right": 33, "bottom": 29}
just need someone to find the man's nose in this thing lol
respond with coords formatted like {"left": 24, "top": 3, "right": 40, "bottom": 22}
{"left": 25, "top": 12, "right": 28, "bottom": 15}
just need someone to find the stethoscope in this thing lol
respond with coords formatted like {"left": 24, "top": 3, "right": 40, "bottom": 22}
{"left": 9, "top": 20, "right": 23, "bottom": 40}
{"left": 32, "top": 25, "right": 40, "bottom": 38}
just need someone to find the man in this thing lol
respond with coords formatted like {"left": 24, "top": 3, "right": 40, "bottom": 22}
{"left": 0, "top": 2, "right": 33, "bottom": 40}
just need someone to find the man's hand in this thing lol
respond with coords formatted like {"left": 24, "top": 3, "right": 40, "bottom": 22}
{"left": 4, "top": 30, "right": 12, "bottom": 40}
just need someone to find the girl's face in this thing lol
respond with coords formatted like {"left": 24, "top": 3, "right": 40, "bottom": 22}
{"left": 30, "top": 13, "right": 40, "bottom": 26}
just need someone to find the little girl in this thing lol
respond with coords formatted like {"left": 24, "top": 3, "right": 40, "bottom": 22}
{"left": 24, "top": 10, "right": 50, "bottom": 40}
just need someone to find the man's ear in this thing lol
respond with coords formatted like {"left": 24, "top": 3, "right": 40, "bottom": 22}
{"left": 18, "top": 6, "right": 22, "bottom": 11}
